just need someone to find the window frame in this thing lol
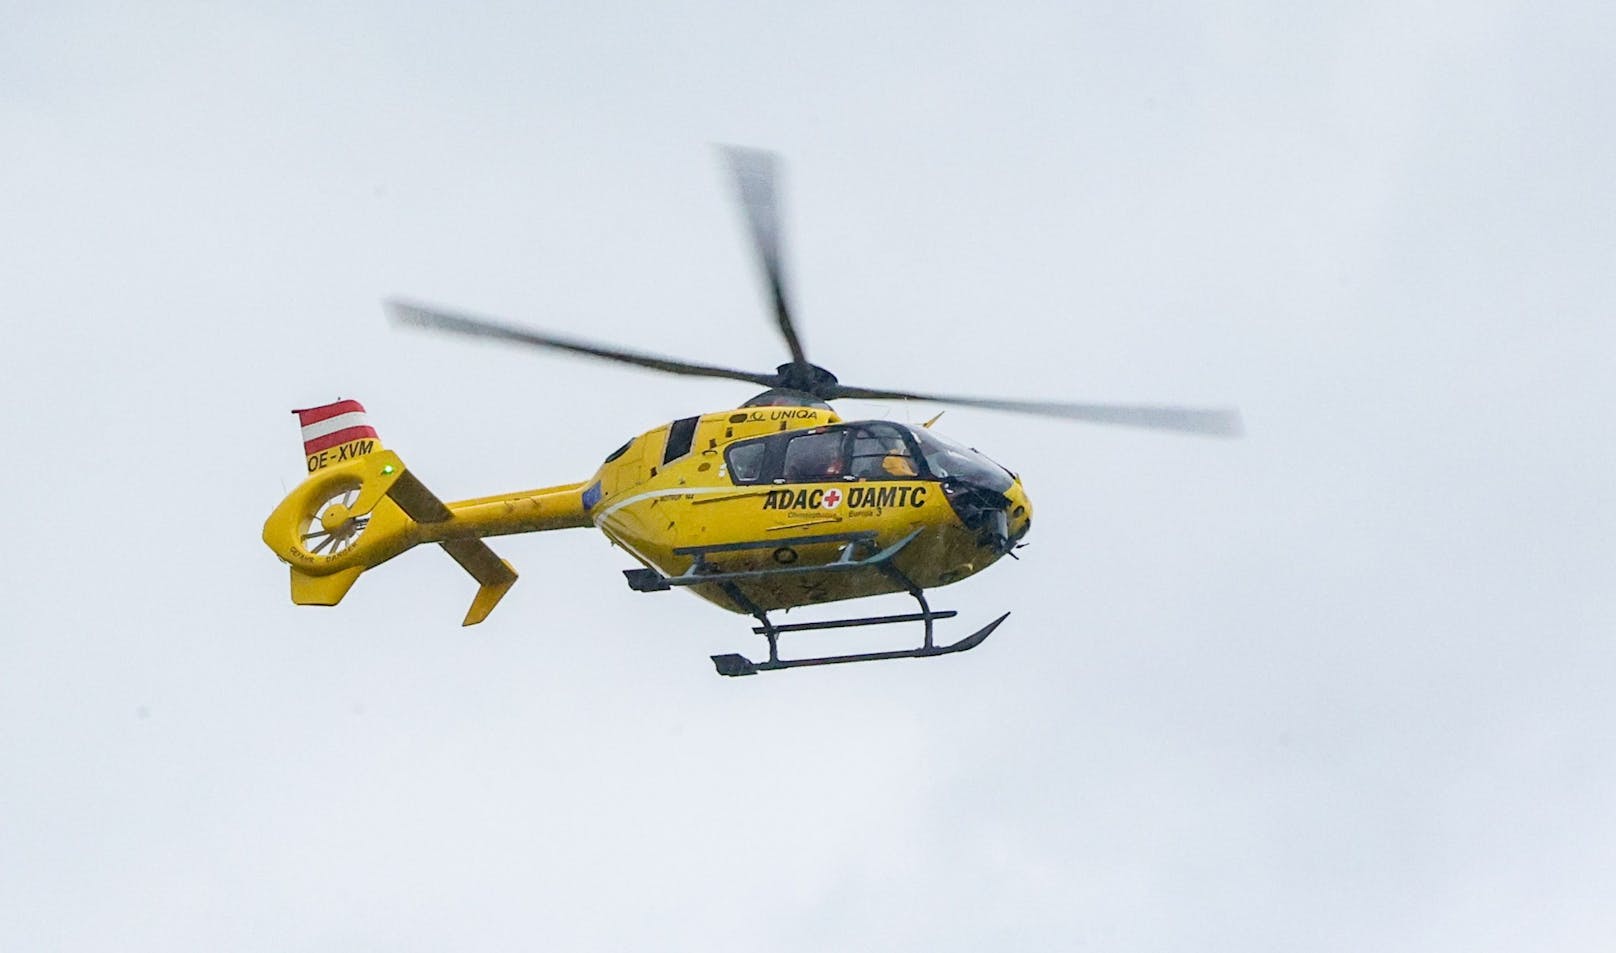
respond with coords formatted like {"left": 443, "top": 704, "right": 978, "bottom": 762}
{"left": 723, "top": 423, "right": 938, "bottom": 486}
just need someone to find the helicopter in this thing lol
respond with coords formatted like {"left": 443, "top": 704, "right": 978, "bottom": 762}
{"left": 261, "top": 147, "right": 1240, "bottom": 676}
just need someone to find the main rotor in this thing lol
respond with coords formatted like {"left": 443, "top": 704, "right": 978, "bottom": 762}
{"left": 389, "top": 147, "right": 1242, "bottom": 437}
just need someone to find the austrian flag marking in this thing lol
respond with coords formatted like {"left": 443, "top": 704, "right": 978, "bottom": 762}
{"left": 822, "top": 488, "right": 842, "bottom": 509}
{"left": 294, "top": 400, "right": 381, "bottom": 473}
{"left": 293, "top": 399, "right": 378, "bottom": 456}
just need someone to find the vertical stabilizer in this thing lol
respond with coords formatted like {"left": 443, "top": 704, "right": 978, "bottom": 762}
{"left": 295, "top": 399, "right": 382, "bottom": 473}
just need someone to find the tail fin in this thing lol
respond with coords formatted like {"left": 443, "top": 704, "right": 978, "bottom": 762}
{"left": 264, "top": 399, "right": 554, "bottom": 626}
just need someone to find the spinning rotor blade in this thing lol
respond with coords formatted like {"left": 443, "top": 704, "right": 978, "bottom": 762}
{"left": 722, "top": 146, "right": 811, "bottom": 379}
{"left": 829, "top": 384, "right": 1244, "bottom": 436}
{"left": 388, "top": 299, "right": 778, "bottom": 387}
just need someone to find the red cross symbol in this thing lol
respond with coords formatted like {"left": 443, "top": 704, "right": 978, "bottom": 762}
{"left": 822, "top": 488, "right": 843, "bottom": 508}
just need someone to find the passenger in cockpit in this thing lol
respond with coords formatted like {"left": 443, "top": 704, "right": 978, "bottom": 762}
{"left": 850, "top": 424, "right": 918, "bottom": 480}
{"left": 783, "top": 431, "right": 846, "bottom": 481}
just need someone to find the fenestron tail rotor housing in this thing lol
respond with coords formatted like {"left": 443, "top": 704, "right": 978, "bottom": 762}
{"left": 299, "top": 486, "right": 370, "bottom": 559}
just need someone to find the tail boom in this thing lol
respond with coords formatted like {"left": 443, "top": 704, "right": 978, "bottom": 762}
{"left": 263, "top": 447, "right": 590, "bottom": 625}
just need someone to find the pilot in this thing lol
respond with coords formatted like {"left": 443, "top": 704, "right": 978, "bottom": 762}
{"left": 849, "top": 429, "right": 919, "bottom": 479}
{"left": 882, "top": 449, "right": 918, "bottom": 478}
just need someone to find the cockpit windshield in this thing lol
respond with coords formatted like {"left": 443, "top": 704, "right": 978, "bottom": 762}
{"left": 908, "top": 427, "right": 1015, "bottom": 492}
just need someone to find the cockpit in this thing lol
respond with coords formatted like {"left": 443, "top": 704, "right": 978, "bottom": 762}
{"left": 723, "top": 421, "right": 1014, "bottom": 491}
{"left": 724, "top": 420, "right": 1028, "bottom": 554}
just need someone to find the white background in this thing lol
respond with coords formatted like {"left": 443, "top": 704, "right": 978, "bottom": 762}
{"left": 4, "top": 2, "right": 1613, "bottom": 950}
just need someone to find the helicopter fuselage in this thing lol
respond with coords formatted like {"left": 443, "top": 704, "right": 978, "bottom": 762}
{"left": 582, "top": 403, "right": 1033, "bottom": 614}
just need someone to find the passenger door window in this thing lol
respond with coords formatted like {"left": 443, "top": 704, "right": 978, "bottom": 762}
{"left": 724, "top": 439, "right": 770, "bottom": 484}
{"left": 781, "top": 430, "right": 849, "bottom": 482}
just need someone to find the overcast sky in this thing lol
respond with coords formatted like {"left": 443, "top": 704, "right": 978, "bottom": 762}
{"left": 4, "top": 2, "right": 1614, "bottom": 950}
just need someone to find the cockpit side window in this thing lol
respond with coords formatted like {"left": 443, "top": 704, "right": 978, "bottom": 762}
{"left": 781, "top": 430, "right": 848, "bottom": 482}
{"left": 848, "top": 423, "right": 919, "bottom": 480}
{"left": 725, "top": 425, "right": 914, "bottom": 485}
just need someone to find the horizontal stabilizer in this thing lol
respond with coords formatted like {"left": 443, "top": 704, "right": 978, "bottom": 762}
{"left": 441, "top": 538, "right": 518, "bottom": 626}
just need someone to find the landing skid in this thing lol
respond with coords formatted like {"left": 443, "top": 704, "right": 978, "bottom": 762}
{"left": 710, "top": 604, "right": 1010, "bottom": 677}
{"left": 709, "top": 559, "right": 1007, "bottom": 678}
{"left": 621, "top": 530, "right": 1010, "bottom": 677}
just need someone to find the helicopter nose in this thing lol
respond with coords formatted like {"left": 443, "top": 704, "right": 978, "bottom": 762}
{"left": 1004, "top": 479, "right": 1032, "bottom": 544}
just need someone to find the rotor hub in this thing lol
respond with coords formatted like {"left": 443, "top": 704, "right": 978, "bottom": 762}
{"left": 773, "top": 362, "right": 840, "bottom": 397}
{"left": 741, "top": 386, "right": 834, "bottom": 411}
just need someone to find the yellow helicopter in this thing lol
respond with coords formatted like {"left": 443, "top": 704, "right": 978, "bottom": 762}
{"left": 261, "top": 147, "right": 1240, "bottom": 676}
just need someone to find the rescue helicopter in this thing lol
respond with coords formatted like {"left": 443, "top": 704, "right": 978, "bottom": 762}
{"left": 261, "top": 147, "right": 1241, "bottom": 676}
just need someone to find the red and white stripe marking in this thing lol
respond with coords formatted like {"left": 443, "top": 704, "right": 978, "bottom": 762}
{"left": 293, "top": 399, "right": 378, "bottom": 455}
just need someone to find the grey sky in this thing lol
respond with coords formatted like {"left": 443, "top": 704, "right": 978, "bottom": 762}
{"left": 3, "top": 2, "right": 1614, "bottom": 950}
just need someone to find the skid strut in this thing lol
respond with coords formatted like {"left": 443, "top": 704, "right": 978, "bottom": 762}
{"left": 710, "top": 571, "right": 1008, "bottom": 677}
